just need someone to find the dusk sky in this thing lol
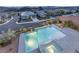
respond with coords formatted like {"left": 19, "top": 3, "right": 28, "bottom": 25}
{"left": 0, "top": 0, "right": 78, "bottom": 6}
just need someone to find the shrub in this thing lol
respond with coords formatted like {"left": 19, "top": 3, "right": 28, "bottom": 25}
{"left": 64, "top": 21, "right": 78, "bottom": 30}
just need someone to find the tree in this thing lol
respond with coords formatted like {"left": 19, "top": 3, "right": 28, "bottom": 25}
{"left": 56, "top": 9, "right": 65, "bottom": 15}
{"left": 66, "top": 11, "right": 73, "bottom": 14}
{"left": 47, "top": 10, "right": 54, "bottom": 18}
{"left": 59, "top": 10, "right": 65, "bottom": 14}
{"left": 76, "top": 10, "right": 79, "bottom": 13}
{"left": 7, "top": 28, "right": 16, "bottom": 38}
{"left": 47, "top": 10, "right": 54, "bottom": 16}
{"left": 0, "top": 29, "right": 16, "bottom": 47}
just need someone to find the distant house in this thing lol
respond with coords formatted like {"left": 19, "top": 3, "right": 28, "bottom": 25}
{"left": 20, "top": 11, "right": 36, "bottom": 20}
{"left": 36, "top": 11, "right": 47, "bottom": 18}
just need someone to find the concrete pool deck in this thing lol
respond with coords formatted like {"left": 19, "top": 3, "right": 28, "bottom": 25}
{"left": 55, "top": 28, "right": 79, "bottom": 53}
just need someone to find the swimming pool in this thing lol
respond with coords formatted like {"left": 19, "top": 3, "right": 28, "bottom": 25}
{"left": 19, "top": 25, "right": 66, "bottom": 53}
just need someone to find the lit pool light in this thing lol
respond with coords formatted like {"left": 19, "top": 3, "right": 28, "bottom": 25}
{"left": 39, "top": 41, "right": 63, "bottom": 53}
{"left": 25, "top": 39, "right": 35, "bottom": 47}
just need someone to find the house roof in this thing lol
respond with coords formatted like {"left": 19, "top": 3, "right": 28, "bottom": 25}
{"left": 21, "top": 11, "right": 35, "bottom": 17}
{"left": 36, "top": 11, "right": 46, "bottom": 17}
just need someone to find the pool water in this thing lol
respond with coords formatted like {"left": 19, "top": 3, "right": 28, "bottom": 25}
{"left": 35, "top": 26, "right": 66, "bottom": 44}
{"left": 24, "top": 32, "right": 38, "bottom": 52}
{"left": 21, "top": 25, "right": 66, "bottom": 53}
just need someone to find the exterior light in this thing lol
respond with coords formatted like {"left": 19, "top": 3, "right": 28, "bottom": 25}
{"left": 47, "top": 45, "right": 54, "bottom": 53}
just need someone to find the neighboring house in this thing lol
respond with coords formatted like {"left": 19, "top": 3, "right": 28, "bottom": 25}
{"left": 0, "top": 13, "right": 12, "bottom": 23}
{"left": 36, "top": 11, "right": 47, "bottom": 18}
{"left": 20, "top": 11, "right": 36, "bottom": 20}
